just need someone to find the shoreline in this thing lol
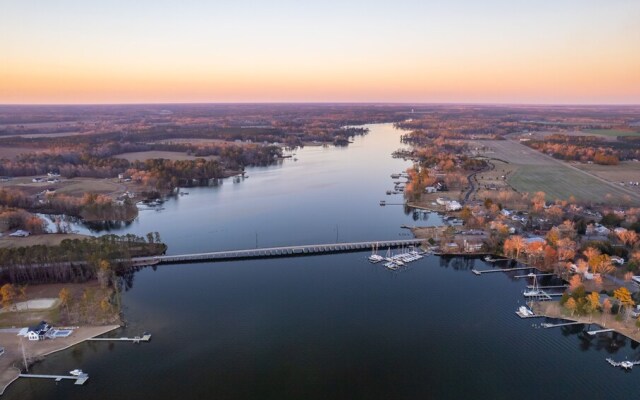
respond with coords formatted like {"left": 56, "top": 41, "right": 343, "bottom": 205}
{"left": 532, "top": 301, "right": 640, "bottom": 343}
{"left": 0, "top": 324, "right": 120, "bottom": 395}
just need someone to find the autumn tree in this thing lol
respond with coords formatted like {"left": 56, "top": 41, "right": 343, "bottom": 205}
{"left": 59, "top": 287, "right": 71, "bottom": 315}
{"left": 613, "top": 287, "right": 635, "bottom": 319}
{"left": 0, "top": 284, "right": 17, "bottom": 310}
{"left": 602, "top": 298, "right": 613, "bottom": 326}
{"left": 565, "top": 297, "right": 578, "bottom": 316}
{"left": 586, "top": 292, "right": 601, "bottom": 314}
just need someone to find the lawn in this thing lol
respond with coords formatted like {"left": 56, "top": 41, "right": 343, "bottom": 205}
{"left": 583, "top": 129, "right": 640, "bottom": 137}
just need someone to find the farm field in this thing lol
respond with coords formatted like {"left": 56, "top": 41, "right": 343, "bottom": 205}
{"left": 572, "top": 161, "right": 640, "bottom": 186}
{"left": 468, "top": 139, "right": 640, "bottom": 205}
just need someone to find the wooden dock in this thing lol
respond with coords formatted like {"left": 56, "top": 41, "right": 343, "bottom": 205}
{"left": 132, "top": 239, "right": 424, "bottom": 265}
{"left": 587, "top": 328, "right": 615, "bottom": 336}
{"left": 19, "top": 373, "right": 88, "bottom": 385}
{"left": 541, "top": 321, "right": 584, "bottom": 328}
{"left": 88, "top": 333, "right": 151, "bottom": 343}
{"left": 514, "top": 273, "right": 557, "bottom": 279}
{"left": 472, "top": 266, "right": 533, "bottom": 275}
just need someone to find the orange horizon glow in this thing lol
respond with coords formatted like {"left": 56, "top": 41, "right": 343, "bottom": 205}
{"left": 1, "top": 1, "right": 639, "bottom": 105}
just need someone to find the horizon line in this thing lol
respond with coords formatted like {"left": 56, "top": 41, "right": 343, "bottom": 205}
{"left": 1, "top": 101, "right": 640, "bottom": 107}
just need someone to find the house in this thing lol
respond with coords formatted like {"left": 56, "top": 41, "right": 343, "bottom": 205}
{"left": 446, "top": 201, "right": 462, "bottom": 211}
{"left": 26, "top": 321, "right": 51, "bottom": 341}
{"left": 425, "top": 186, "right": 438, "bottom": 194}
{"left": 524, "top": 236, "right": 545, "bottom": 245}
{"left": 464, "top": 240, "right": 483, "bottom": 253}
{"left": 611, "top": 256, "right": 625, "bottom": 265}
{"left": 9, "top": 230, "right": 30, "bottom": 237}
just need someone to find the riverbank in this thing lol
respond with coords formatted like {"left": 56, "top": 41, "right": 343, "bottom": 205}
{"left": 532, "top": 301, "right": 640, "bottom": 343}
{"left": 0, "top": 324, "right": 120, "bottom": 395}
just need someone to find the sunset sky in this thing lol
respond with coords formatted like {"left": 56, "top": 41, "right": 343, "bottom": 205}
{"left": 1, "top": 0, "right": 639, "bottom": 104}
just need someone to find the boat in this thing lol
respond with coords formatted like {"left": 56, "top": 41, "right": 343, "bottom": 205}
{"left": 518, "top": 306, "right": 534, "bottom": 317}
{"left": 69, "top": 369, "right": 84, "bottom": 376}
{"left": 606, "top": 358, "right": 640, "bottom": 370}
{"left": 368, "top": 243, "right": 384, "bottom": 263}
{"left": 484, "top": 255, "right": 495, "bottom": 262}
{"left": 379, "top": 200, "right": 386, "bottom": 206}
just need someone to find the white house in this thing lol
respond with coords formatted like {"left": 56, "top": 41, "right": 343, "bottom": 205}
{"left": 446, "top": 201, "right": 462, "bottom": 211}
{"left": 425, "top": 186, "right": 438, "bottom": 194}
{"left": 25, "top": 321, "right": 51, "bottom": 341}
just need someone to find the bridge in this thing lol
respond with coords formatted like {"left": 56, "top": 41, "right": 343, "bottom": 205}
{"left": 131, "top": 239, "right": 424, "bottom": 265}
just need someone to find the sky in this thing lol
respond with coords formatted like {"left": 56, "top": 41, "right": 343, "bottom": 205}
{"left": 1, "top": 0, "right": 639, "bottom": 104}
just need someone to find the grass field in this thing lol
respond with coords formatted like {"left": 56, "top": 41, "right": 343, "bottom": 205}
{"left": 115, "top": 150, "right": 217, "bottom": 161}
{"left": 583, "top": 129, "right": 640, "bottom": 137}
{"left": 469, "top": 139, "right": 640, "bottom": 205}
{"left": 575, "top": 161, "right": 640, "bottom": 181}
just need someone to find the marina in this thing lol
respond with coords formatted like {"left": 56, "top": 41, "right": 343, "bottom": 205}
{"left": 133, "top": 239, "right": 424, "bottom": 265}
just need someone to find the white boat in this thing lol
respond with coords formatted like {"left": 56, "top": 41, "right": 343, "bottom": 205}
{"left": 369, "top": 254, "right": 384, "bottom": 263}
{"left": 69, "top": 369, "right": 84, "bottom": 376}
{"left": 518, "top": 306, "right": 534, "bottom": 317}
{"left": 484, "top": 255, "right": 495, "bottom": 262}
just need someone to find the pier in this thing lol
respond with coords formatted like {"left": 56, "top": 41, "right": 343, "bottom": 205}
{"left": 471, "top": 266, "right": 533, "bottom": 275}
{"left": 19, "top": 373, "right": 88, "bottom": 385}
{"left": 587, "top": 328, "right": 615, "bottom": 336}
{"left": 132, "top": 239, "right": 424, "bottom": 265}
{"left": 88, "top": 333, "right": 151, "bottom": 343}
{"left": 514, "top": 273, "right": 557, "bottom": 279}
{"left": 541, "top": 321, "right": 584, "bottom": 328}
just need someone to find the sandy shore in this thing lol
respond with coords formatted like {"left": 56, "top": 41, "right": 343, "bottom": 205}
{"left": 532, "top": 301, "right": 640, "bottom": 342}
{"left": 0, "top": 324, "right": 120, "bottom": 395}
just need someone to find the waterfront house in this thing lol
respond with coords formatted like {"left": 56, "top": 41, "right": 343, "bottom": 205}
{"left": 26, "top": 321, "right": 51, "bottom": 341}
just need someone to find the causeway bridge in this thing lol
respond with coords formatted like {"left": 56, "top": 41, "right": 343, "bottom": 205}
{"left": 132, "top": 239, "right": 424, "bottom": 265}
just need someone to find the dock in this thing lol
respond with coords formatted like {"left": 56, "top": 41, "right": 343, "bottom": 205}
{"left": 526, "top": 285, "right": 567, "bottom": 289}
{"left": 19, "top": 373, "right": 88, "bottom": 385}
{"left": 472, "top": 266, "right": 533, "bottom": 275}
{"left": 587, "top": 328, "right": 615, "bottom": 336}
{"left": 514, "top": 273, "right": 557, "bottom": 279}
{"left": 541, "top": 321, "right": 584, "bottom": 328}
{"left": 515, "top": 311, "right": 544, "bottom": 319}
{"left": 88, "top": 333, "right": 151, "bottom": 343}
{"left": 132, "top": 239, "right": 424, "bottom": 265}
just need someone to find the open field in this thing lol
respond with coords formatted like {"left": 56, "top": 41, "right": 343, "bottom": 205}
{"left": 583, "top": 128, "right": 640, "bottom": 137}
{"left": 572, "top": 161, "right": 640, "bottom": 192}
{"left": 468, "top": 139, "right": 640, "bottom": 205}
{"left": 0, "top": 131, "right": 84, "bottom": 139}
{"left": 115, "top": 150, "right": 217, "bottom": 161}
{"left": 0, "top": 177, "right": 125, "bottom": 197}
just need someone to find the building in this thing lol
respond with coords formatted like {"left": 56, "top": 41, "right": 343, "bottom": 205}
{"left": 26, "top": 321, "right": 51, "bottom": 341}
{"left": 9, "top": 230, "right": 30, "bottom": 237}
{"left": 446, "top": 201, "right": 462, "bottom": 211}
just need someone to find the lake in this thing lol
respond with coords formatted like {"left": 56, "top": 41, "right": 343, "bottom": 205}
{"left": 6, "top": 124, "right": 640, "bottom": 399}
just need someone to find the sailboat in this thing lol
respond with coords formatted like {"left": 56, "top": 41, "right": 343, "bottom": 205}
{"left": 368, "top": 243, "right": 383, "bottom": 263}
{"left": 523, "top": 273, "right": 545, "bottom": 298}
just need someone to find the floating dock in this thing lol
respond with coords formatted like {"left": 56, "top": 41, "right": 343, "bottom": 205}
{"left": 19, "top": 373, "right": 88, "bottom": 385}
{"left": 88, "top": 333, "right": 151, "bottom": 343}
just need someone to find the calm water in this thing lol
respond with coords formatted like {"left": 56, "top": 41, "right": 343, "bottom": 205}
{"left": 6, "top": 124, "right": 640, "bottom": 399}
